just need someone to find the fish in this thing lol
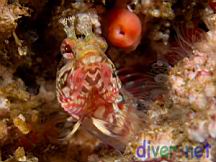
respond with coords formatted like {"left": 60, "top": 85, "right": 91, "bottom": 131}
{"left": 56, "top": 13, "right": 140, "bottom": 151}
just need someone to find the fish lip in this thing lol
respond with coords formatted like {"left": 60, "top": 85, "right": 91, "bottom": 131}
{"left": 80, "top": 55, "right": 102, "bottom": 65}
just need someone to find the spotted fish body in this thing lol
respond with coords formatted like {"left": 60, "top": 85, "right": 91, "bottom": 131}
{"left": 56, "top": 37, "right": 121, "bottom": 120}
{"left": 56, "top": 14, "right": 137, "bottom": 143}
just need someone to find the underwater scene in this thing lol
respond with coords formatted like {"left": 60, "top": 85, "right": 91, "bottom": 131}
{"left": 1, "top": 0, "right": 216, "bottom": 161}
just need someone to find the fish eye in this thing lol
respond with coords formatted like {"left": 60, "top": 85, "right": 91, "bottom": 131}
{"left": 64, "top": 44, "right": 72, "bottom": 53}
{"left": 60, "top": 38, "right": 76, "bottom": 59}
{"left": 61, "top": 41, "right": 73, "bottom": 54}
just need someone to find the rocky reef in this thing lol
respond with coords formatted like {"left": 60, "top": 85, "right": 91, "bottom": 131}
{"left": 1, "top": 0, "right": 216, "bottom": 162}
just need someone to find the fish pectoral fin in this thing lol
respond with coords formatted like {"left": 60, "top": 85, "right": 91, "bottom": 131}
{"left": 91, "top": 117, "right": 117, "bottom": 137}
{"left": 65, "top": 119, "right": 81, "bottom": 140}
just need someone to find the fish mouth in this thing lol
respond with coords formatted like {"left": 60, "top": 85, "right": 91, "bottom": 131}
{"left": 80, "top": 54, "right": 103, "bottom": 65}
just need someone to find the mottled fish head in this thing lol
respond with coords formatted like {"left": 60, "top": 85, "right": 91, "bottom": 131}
{"left": 59, "top": 12, "right": 108, "bottom": 62}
